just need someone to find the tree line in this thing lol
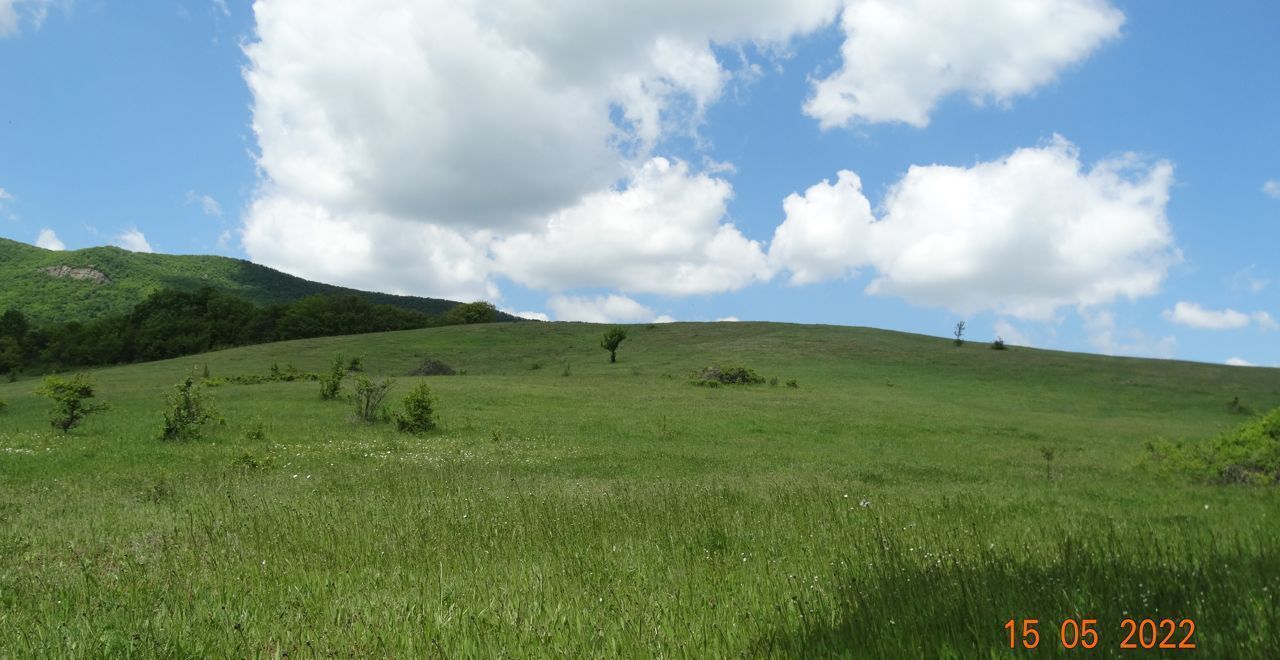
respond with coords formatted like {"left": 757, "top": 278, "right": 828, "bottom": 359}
{"left": 0, "top": 288, "right": 499, "bottom": 374}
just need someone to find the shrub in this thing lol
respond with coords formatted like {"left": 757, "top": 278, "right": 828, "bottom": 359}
{"left": 160, "top": 377, "right": 219, "bottom": 441}
{"left": 347, "top": 356, "right": 364, "bottom": 372}
{"left": 352, "top": 375, "right": 394, "bottom": 422}
{"left": 0, "top": 396, "right": 6, "bottom": 413}
{"left": 319, "top": 355, "right": 347, "bottom": 400}
{"left": 785, "top": 379, "right": 799, "bottom": 389}
{"left": 410, "top": 359, "right": 455, "bottom": 376}
{"left": 601, "top": 327, "right": 628, "bottom": 363}
{"left": 1144, "top": 406, "right": 1280, "bottom": 485}
{"left": 35, "top": 374, "right": 106, "bottom": 432}
{"left": 991, "top": 337, "right": 1008, "bottom": 350}
{"left": 953, "top": 321, "right": 966, "bottom": 347}
{"left": 443, "top": 301, "right": 498, "bottom": 325}
{"left": 394, "top": 383, "right": 437, "bottom": 434}
{"left": 691, "top": 366, "right": 766, "bottom": 386}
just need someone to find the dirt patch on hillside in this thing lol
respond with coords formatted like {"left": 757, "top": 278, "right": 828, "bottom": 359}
{"left": 410, "top": 359, "right": 456, "bottom": 376}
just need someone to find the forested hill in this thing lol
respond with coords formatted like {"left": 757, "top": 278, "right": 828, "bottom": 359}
{"left": 0, "top": 237, "right": 504, "bottom": 324}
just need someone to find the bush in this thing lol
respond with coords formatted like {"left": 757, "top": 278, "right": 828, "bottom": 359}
{"left": 786, "top": 379, "right": 799, "bottom": 389}
{"left": 409, "top": 359, "right": 455, "bottom": 376}
{"left": 1144, "top": 406, "right": 1280, "bottom": 485}
{"left": 991, "top": 337, "right": 1008, "bottom": 350}
{"left": 0, "top": 396, "right": 6, "bottom": 413}
{"left": 691, "top": 366, "right": 766, "bottom": 386}
{"left": 352, "top": 375, "right": 394, "bottom": 422}
{"left": 35, "top": 374, "right": 106, "bottom": 432}
{"left": 160, "top": 377, "right": 219, "bottom": 441}
{"left": 347, "top": 356, "right": 364, "bottom": 372}
{"left": 443, "top": 301, "right": 498, "bottom": 325}
{"left": 319, "top": 355, "right": 346, "bottom": 400}
{"left": 394, "top": 383, "right": 437, "bottom": 434}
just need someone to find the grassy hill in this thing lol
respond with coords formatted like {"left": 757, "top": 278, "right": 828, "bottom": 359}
{"left": 0, "top": 237, "right": 499, "bottom": 324}
{"left": 1, "top": 322, "right": 1278, "bottom": 656}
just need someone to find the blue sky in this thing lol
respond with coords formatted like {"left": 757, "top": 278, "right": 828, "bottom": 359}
{"left": 1, "top": 0, "right": 1277, "bottom": 366}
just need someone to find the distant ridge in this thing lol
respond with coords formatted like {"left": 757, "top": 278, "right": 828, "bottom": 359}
{"left": 0, "top": 237, "right": 508, "bottom": 324}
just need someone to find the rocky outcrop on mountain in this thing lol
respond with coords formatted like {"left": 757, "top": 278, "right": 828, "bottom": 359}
{"left": 39, "top": 265, "right": 112, "bottom": 285}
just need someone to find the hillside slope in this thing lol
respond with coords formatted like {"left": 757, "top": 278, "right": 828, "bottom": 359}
{"left": 1, "top": 321, "right": 1278, "bottom": 656}
{"left": 0, "top": 237, "right": 501, "bottom": 324}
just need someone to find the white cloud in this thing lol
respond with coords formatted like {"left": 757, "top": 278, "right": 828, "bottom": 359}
{"left": 112, "top": 228, "right": 154, "bottom": 253}
{"left": 715, "top": 316, "right": 740, "bottom": 322}
{"left": 1263, "top": 180, "right": 1280, "bottom": 199}
{"left": 805, "top": 0, "right": 1124, "bottom": 128}
{"left": 1162, "top": 302, "right": 1277, "bottom": 331}
{"left": 212, "top": 0, "right": 229, "bottom": 17}
{"left": 0, "top": 0, "right": 57, "bottom": 38}
{"left": 1225, "top": 357, "right": 1255, "bottom": 367}
{"left": 501, "top": 308, "right": 550, "bottom": 322}
{"left": 0, "top": 186, "right": 11, "bottom": 201}
{"left": 769, "top": 170, "right": 875, "bottom": 285}
{"left": 994, "top": 319, "right": 1031, "bottom": 347}
{"left": 35, "top": 228, "right": 64, "bottom": 250}
{"left": 1083, "top": 309, "right": 1175, "bottom": 359}
{"left": 770, "top": 136, "right": 1178, "bottom": 320}
{"left": 239, "top": 0, "right": 842, "bottom": 298}
{"left": 493, "top": 157, "right": 772, "bottom": 296}
{"left": 187, "top": 191, "right": 223, "bottom": 217}
{"left": 548, "top": 294, "right": 661, "bottom": 323}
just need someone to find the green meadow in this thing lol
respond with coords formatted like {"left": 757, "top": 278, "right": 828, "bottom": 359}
{"left": 1, "top": 321, "right": 1277, "bottom": 657}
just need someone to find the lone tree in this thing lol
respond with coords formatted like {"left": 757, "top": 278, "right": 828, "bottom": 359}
{"left": 35, "top": 374, "right": 106, "bottom": 432}
{"left": 600, "top": 326, "right": 628, "bottom": 364}
{"left": 443, "top": 301, "right": 498, "bottom": 325}
{"left": 953, "top": 321, "right": 966, "bottom": 347}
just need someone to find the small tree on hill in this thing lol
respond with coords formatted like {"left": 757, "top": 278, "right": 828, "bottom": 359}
{"left": 319, "top": 354, "right": 347, "bottom": 400}
{"left": 352, "top": 375, "right": 395, "bottom": 422}
{"left": 443, "top": 301, "right": 498, "bottom": 325}
{"left": 35, "top": 374, "right": 106, "bottom": 432}
{"left": 600, "top": 326, "right": 628, "bottom": 364}
{"left": 953, "top": 321, "right": 966, "bottom": 347}
{"left": 160, "top": 377, "right": 218, "bottom": 441}
{"left": 394, "top": 383, "right": 437, "bottom": 434}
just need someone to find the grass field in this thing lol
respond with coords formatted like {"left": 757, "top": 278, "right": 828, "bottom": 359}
{"left": 1, "top": 321, "right": 1278, "bottom": 657}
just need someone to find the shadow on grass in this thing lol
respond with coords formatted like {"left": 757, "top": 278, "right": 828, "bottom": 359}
{"left": 752, "top": 528, "right": 1280, "bottom": 659}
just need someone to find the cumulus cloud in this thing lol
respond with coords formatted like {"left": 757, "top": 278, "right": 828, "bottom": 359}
{"left": 1162, "top": 302, "right": 1277, "bottom": 331}
{"left": 0, "top": 187, "right": 11, "bottom": 201}
{"left": 770, "top": 136, "right": 1178, "bottom": 320}
{"left": 35, "top": 228, "right": 64, "bottom": 250}
{"left": 113, "top": 228, "right": 154, "bottom": 253}
{"left": 805, "top": 0, "right": 1124, "bottom": 128}
{"left": 769, "top": 170, "right": 875, "bottom": 284}
{"left": 501, "top": 309, "right": 550, "bottom": 322}
{"left": 994, "top": 319, "right": 1031, "bottom": 347}
{"left": 1264, "top": 180, "right": 1280, "bottom": 199}
{"left": 548, "top": 294, "right": 663, "bottom": 323}
{"left": 1225, "top": 357, "right": 1256, "bottom": 367}
{"left": 493, "top": 158, "right": 771, "bottom": 296}
{"left": 239, "top": 0, "right": 843, "bottom": 299}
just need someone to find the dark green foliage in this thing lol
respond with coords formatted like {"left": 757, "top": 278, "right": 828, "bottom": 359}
{"left": 1227, "top": 396, "right": 1251, "bottom": 415}
{"left": 786, "top": 379, "right": 799, "bottom": 388}
{"left": 1145, "top": 407, "right": 1280, "bottom": 485}
{"left": 409, "top": 359, "right": 455, "bottom": 376}
{"left": 442, "top": 301, "right": 499, "bottom": 325}
{"left": 346, "top": 356, "right": 363, "bottom": 372}
{"left": 991, "top": 337, "right": 1008, "bottom": 350}
{"left": 319, "top": 355, "right": 347, "bottom": 400}
{"left": 692, "top": 366, "right": 766, "bottom": 386}
{"left": 394, "top": 383, "right": 438, "bottom": 434}
{"left": 352, "top": 375, "right": 394, "bottom": 422}
{"left": 0, "top": 236, "right": 483, "bottom": 326}
{"left": 160, "top": 377, "right": 218, "bottom": 441}
{"left": 0, "top": 396, "right": 6, "bottom": 413}
{"left": 600, "top": 326, "right": 628, "bottom": 363}
{"left": 34, "top": 373, "right": 105, "bottom": 432}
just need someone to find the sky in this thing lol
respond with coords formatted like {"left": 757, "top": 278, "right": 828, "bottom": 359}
{"left": 1, "top": 0, "right": 1277, "bottom": 366}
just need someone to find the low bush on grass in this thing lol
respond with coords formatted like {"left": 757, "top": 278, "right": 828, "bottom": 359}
{"left": 0, "top": 396, "right": 6, "bottom": 413}
{"left": 410, "top": 359, "right": 456, "bottom": 376}
{"left": 352, "top": 375, "right": 395, "bottom": 422}
{"left": 160, "top": 377, "right": 219, "bottom": 441}
{"left": 319, "top": 355, "right": 347, "bottom": 400}
{"left": 1145, "top": 406, "right": 1280, "bottom": 485}
{"left": 394, "top": 383, "right": 437, "bottom": 434}
{"left": 991, "top": 337, "right": 1008, "bottom": 350}
{"left": 35, "top": 373, "right": 106, "bottom": 432}
{"left": 691, "top": 366, "right": 766, "bottom": 386}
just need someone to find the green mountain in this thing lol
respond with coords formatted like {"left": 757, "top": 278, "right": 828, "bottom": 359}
{"left": 0, "top": 237, "right": 500, "bottom": 324}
